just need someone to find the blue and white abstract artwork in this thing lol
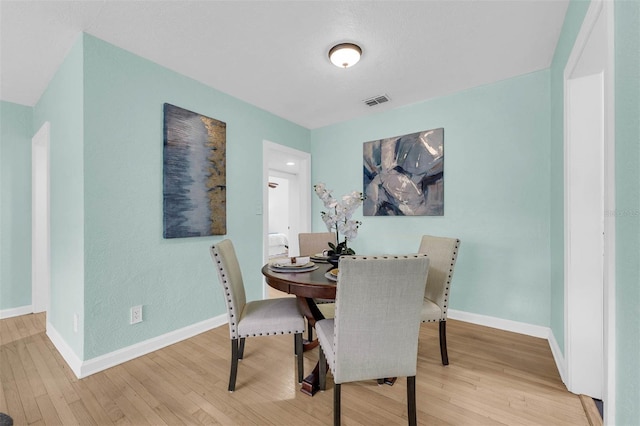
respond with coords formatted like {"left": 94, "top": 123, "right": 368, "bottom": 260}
{"left": 163, "top": 103, "right": 226, "bottom": 238}
{"left": 363, "top": 128, "right": 444, "bottom": 216}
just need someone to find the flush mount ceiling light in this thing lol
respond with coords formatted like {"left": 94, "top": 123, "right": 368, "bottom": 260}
{"left": 328, "top": 43, "right": 362, "bottom": 68}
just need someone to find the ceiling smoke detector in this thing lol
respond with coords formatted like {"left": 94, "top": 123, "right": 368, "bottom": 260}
{"left": 363, "top": 94, "right": 390, "bottom": 107}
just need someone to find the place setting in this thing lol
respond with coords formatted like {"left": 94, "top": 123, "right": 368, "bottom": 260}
{"left": 310, "top": 252, "right": 330, "bottom": 263}
{"left": 268, "top": 256, "right": 318, "bottom": 273}
{"left": 324, "top": 268, "right": 339, "bottom": 281}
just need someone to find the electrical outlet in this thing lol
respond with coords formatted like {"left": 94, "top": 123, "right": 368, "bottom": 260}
{"left": 130, "top": 305, "right": 143, "bottom": 324}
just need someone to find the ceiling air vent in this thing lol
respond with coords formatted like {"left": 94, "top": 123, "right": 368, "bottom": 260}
{"left": 363, "top": 94, "right": 390, "bottom": 107}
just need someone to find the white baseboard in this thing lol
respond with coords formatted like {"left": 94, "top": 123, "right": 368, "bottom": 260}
{"left": 47, "top": 314, "right": 227, "bottom": 379}
{"left": 547, "top": 329, "right": 566, "bottom": 384}
{"left": 44, "top": 309, "right": 565, "bottom": 384}
{"left": 46, "top": 322, "right": 83, "bottom": 378}
{"left": 448, "top": 309, "right": 550, "bottom": 339}
{"left": 448, "top": 309, "right": 569, "bottom": 385}
{"left": 0, "top": 304, "right": 33, "bottom": 319}
{"left": 79, "top": 314, "right": 227, "bottom": 378}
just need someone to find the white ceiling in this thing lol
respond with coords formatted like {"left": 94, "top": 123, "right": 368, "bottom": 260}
{"left": 0, "top": 0, "right": 569, "bottom": 129}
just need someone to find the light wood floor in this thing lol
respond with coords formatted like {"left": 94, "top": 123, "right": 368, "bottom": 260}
{"left": 1, "top": 312, "right": 591, "bottom": 425}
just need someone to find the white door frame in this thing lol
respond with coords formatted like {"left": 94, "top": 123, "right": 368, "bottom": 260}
{"left": 565, "top": 71, "right": 605, "bottom": 395}
{"left": 262, "top": 141, "right": 311, "bottom": 293}
{"left": 32, "top": 121, "right": 51, "bottom": 314}
{"left": 563, "top": 0, "right": 615, "bottom": 422}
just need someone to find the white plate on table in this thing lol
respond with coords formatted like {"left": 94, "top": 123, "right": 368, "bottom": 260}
{"left": 269, "top": 261, "right": 318, "bottom": 273}
{"left": 311, "top": 253, "right": 330, "bottom": 263}
{"left": 324, "top": 268, "right": 339, "bottom": 281}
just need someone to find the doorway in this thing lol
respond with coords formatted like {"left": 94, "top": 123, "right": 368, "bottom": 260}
{"left": 267, "top": 172, "right": 293, "bottom": 257}
{"left": 564, "top": 0, "right": 614, "bottom": 421}
{"left": 32, "top": 122, "right": 51, "bottom": 314}
{"left": 262, "top": 141, "right": 311, "bottom": 296}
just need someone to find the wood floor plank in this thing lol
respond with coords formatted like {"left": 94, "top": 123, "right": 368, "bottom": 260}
{"left": 131, "top": 356, "right": 207, "bottom": 424}
{"left": 0, "top": 317, "right": 21, "bottom": 345}
{"left": 0, "top": 348, "right": 28, "bottom": 425}
{"left": 21, "top": 313, "right": 45, "bottom": 336}
{"left": 186, "top": 391, "right": 244, "bottom": 425}
{"left": 580, "top": 394, "right": 604, "bottom": 426}
{"left": 25, "top": 337, "right": 79, "bottom": 425}
{"left": 0, "top": 314, "right": 590, "bottom": 425}
{"left": 80, "top": 371, "right": 129, "bottom": 424}
{"left": 104, "top": 367, "right": 168, "bottom": 425}
{"left": 0, "top": 374, "right": 6, "bottom": 415}
{"left": 19, "top": 335, "right": 48, "bottom": 400}
{"left": 35, "top": 393, "right": 62, "bottom": 425}
{"left": 69, "top": 398, "right": 99, "bottom": 426}
{"left": 150, "top": 348, "right": 286, "bottom": 425}
{"left": 191, "top": 407, "right": 219, "bottom": 425}
{"left": 152, "top": 344, "right": 303, "bottom": 425}
{"left": 120, "top": 361, "right": 186, "bottom": 426}
{"left": 5, "top": 339, "right": 43, "bottom": 424}
{"left": 34, "top": 332, "right": 80, "bottom": 403}
{"left": 69, "top": 377, "right": 116, "bottom": 425}
{"left": 0, "top": 346, "right": 11, "bottom": 413}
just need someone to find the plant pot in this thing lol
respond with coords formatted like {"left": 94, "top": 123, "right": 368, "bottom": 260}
{"left": 327, "top": 254, "right": 341, "bottom": 267}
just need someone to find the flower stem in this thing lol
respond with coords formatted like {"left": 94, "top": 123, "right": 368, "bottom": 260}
{"left": 334, "top": 206, "right": 340, "bottom": 248}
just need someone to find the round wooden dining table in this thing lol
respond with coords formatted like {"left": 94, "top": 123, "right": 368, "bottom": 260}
{"left": 261, "top": 263, "right": 336, "bottom": 396}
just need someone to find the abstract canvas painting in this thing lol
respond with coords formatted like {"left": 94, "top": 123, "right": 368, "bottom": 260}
{"left": 163, "top": 103, "right": 226, "bottom": 238}
{"left": 363, "top": 128, "right": 444, "bottom": 216}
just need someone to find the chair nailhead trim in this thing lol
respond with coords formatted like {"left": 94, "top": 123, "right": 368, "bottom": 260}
{"left": 239, "top": 328, "right": 304, "bottom": 338}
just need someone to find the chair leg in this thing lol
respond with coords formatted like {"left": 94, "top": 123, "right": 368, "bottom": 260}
{"left": 319, "top": 346, "right": 327, "bottom": 391}
{"left": 295, "top": 333, "right": 304, "bottom": 383}
{"left": 334, "top": 383, "right": 341, "bottom": 426}
{"left": 439, "top": 320, "right": 449, "bottom": 365}
{"left": 229, "top": 339, "right": 239, "bottom": 392}
{"left": 308, "top": 321, "right": 314, "bottom": 342}
{"left": 238, "top": 337, "right": 246, "bottom": 360}
{"left": 407, "top": 376, "right": 417, "bottom": 426}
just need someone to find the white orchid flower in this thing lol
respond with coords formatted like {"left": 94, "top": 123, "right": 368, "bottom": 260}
{"left": 324, "top": 198, "right": 338, "bottom": 209}
{"left": 339, "top": 220, "right": 361, "bottom": 241}
{"left": 321, "top": 211, "right": 337, "bottom": 230}
{"left": 341, "top": 191, "right": 363, "bottom": 212}
{"left": 314, "top": 183, "right": 364, "bottom": 250}
{"left": 313, "top": 182, "right": 327, "bottom": 194}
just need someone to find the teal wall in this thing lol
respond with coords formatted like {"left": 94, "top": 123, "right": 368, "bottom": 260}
{"left": 81, "top": 35, "right": 309, "bottom": 358}
{"left": 311, "top": 71, "right": 551, "bottom": 326}
{"left": 0, "top": 101, "right": 33, "bottom": 311}
{"left": 614, "top": 0, "right": 640, "bottom": 422}
{"left": 1, "top": 7, "right": 638, "bottom": 420}
{"left": 5, "top": 33, "right": 309, "bottom": 359}
{"left": 32, "top": 36, "right": 86, "bottom": 356}
{"left": 548, "top": 0, "right": 591, "bottom": 356}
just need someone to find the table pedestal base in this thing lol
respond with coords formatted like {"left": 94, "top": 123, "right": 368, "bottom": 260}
{"left": 302, "top": 339, "right": 319, "bottom": 351}
{"left": 300, "top": 363, "right": 321, "bottom": 396}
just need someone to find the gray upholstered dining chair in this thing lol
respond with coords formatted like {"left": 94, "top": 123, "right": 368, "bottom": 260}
{"left": 298, "top": 232, "right": 337, "bottom": 336}
{"left": 210, "top": 239, "right": 305, "bottom": 391}
{"left": 315, "top": 254, "right": 430, "bottom": 426}
{"left": 298, "top": 232, "right": 336, "bottom": 256}
{"left": 417, "top": 235, "right": 461, "bottom": 365}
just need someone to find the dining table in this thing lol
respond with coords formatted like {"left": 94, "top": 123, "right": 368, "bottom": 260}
{"left": 261, "top": 262, "right": 337, "bottom": 396}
